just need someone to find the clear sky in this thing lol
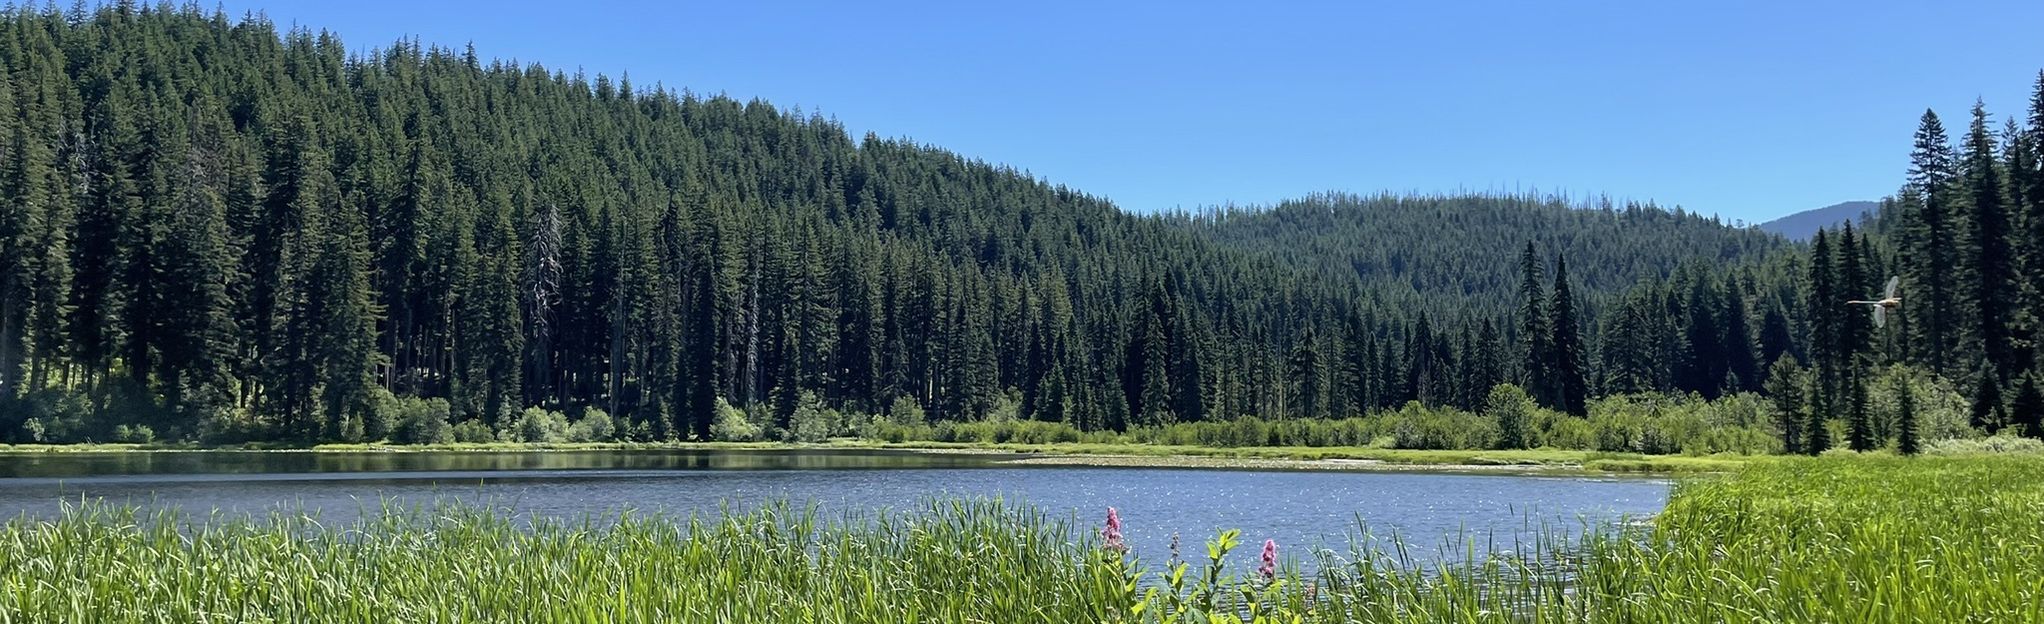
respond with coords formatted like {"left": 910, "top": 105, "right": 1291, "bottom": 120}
{"left": 220, "top": 0, "right": 2044, "bottom": 223}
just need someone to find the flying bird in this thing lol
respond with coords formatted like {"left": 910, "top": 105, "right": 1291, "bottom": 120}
{"left": 1847, "top": 276, "right": 1902, "bottom": 328}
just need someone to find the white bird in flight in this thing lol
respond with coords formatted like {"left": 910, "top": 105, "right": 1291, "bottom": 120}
{"left": 1847, "top": 276, "right": 1902, "bottom": 328}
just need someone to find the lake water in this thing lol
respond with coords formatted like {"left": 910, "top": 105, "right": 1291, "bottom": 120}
{"left": 0, "top": 449, "right": 1669, "bottom": 566}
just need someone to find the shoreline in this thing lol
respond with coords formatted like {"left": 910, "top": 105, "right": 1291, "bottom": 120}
{"left": 0, "top": 440, "right": 1748, "bottom": 475}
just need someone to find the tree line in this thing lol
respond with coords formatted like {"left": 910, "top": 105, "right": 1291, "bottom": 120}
{"left": 1765, "top": 85, "right": 2044, "bottom": 453}
{"left": 0, "top": 5, "right": 1611, "bottom": 443}
{"left": 0, "top": 5, "right": 2039, "bottom": 451}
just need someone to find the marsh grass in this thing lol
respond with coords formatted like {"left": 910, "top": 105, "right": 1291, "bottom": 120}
{"left": 0, "top": 456, "right": 2038, "bottom": 622}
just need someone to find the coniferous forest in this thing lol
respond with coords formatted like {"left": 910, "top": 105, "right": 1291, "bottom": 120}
{"left": 1, "top": 5, "right": 2041, "bottom": 452}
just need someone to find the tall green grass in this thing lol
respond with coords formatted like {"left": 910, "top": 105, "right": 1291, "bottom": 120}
{"left": 1579, "top": 455, "right": 2044, "bottom": 622}
{"left": 1, "top": 456, "right": 2038, "bottom": 622}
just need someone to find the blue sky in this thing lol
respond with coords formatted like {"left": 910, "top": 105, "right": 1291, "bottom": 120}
{"left": 223, "top": 0, "right": 2043, "bottom": 223}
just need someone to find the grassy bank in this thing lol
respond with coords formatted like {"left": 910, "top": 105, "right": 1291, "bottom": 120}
{"left": 1583, "top": 455, "right": 2044, "bottom": 621}
{"left": 1, "top": 455, "right": 2038, "bottom": 622}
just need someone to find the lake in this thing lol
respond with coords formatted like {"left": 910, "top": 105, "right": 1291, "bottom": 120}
{"left": 0, "top": 449, "right": 1669, "bottom": 566}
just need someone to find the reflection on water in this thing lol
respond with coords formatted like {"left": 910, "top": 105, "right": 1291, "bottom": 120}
{"left": 0, "top": 449, "right": 1670, "bottom": 567}
{"left": 0, "top": 448, "right": 1001, "bottom": 479}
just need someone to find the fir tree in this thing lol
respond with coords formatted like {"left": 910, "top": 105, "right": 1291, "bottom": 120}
{"left": 1804, "top": 231, "right": 1841, "bottom": 436}
{"left": 1803, "top": 379, "right": 1831, "bottom": 457}
{"left": 1969, "top": 364, "right": 2006, "bottom": 434}
{"left": 1291, "top": 324, "right": 1326, "bottom": 420}
{"left": 1548, "top": 255, "right": 1588, "bottom": 415}
{"left": 1901, "top": 110, "right": 1961, "bottom": 372}
{"left": 1515, "top": 242, "right": 1550, "bottom": 403}
{"left": 1719, "top": 282, "right": 1759, "bottom": 394}
{"left": 1960, "top": 100, "right": 2018, "bottom": 374}
{"left": 1764, "top": 355, "right": 1804, "bottom": 455}
{"left": 1846, "top": 372, "right": 1873, "bottom": 452}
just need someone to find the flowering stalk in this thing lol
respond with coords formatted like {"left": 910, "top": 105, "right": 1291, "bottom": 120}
{"left": 1100, "top": 507, "right": 1127, "bottom": 554}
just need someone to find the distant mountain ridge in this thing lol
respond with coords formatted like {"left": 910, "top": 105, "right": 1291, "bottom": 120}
{"left": 1758, "top": 201, "right": 1879, "bottom": 240}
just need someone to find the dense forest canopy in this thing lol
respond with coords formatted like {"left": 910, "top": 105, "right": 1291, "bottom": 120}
{"left": 0, "top": 4, "right": 2039, "bottom": 452}
{"left": 1175, "top": 192, "right": 1792, "bottom": 316}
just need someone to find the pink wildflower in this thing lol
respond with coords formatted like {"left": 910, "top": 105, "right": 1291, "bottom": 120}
{"left": 1258, "top": 539, "right": 1278, "bottom": 580}
{"left": 1100, "top": 507, "right": 1127, "bottom": 554}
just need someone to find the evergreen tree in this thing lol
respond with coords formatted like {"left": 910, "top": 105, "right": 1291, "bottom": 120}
{"left": 2019, "top": 73, "right": 2044, "bottom": 351}
{"left": 153, "top": 107, "right": 238, "bottom": 425}
{"left": 1803, "top": 378, "right": 1831, "bottom": 457}
{"left": 523, "top": 202, "right": 564, "bottom": 408}
{"left": 1757, "top": 302, "right": 1794, "bottom": 367}
{"left": 1471, "top": 319, "right": 1504, "bottom": 406}
{"left": 1845, "top": 372, "right": 1873, "bottom": 452}
{"left": 1548, "top": 255, "right": 1587, "bottom": 415}
{"left": 1290, "top": 324, "right": 1326, "bottom": 420}
{"left": 2012, "top": 374, "right": 2044, "bottom": 439}
{"left": 1336, "top": 311, "right": 1371, "bottom": 417}
{"left": 1515, "top": 242, "right": 1550, "bottom": 403}
{"left": 1960, "top": 100, "right": 2018, "bottom": 374}
{"left": 1901, "top": 110, "right": 1961, "bottom": 372}
{"left": 0, "top": 48, "right": 18, "bottom": 398}
{"left": 1804, "top": 231, "right": 1841, "bottom": 437}
{"left": 1969, "top": 364, "right": 2006, "bottom": 434}
{"left": 311, "top": 180, "right": 382, "bottom": 440}
{"left": 1126, "top": 284, "right": 1175, "bottom": 427}
{"left": 1764, "top": 355, "right": 1804, "bottom": 455}
{"left": 1678, "top": 276, "right": 1723, "bottom": 396}
{"left": 1719, "top": 282, "right": 1759, "bottom": 394}
{"left": 1836, "top": 225, "right": 1875, "bottom": 452}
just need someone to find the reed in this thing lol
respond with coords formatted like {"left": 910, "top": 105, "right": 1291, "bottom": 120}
{"left": 0, "top": 455, "right": 2037, "bottom": 622}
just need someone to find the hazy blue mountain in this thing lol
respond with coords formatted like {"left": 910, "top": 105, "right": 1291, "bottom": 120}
{"left": 1757, "top": 201, "right": 1879, "bottom": 241}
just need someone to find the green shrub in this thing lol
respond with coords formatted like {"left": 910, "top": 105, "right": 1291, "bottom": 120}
{"left": 391, "top": 397, "right": 454, "bottom": 445}
{"left": 1485, "top": 384, "right": 1537, "bottom": 449}
{"left": 710, "top": 398, "right": 761, "bottom": 442}
{"left": 565, "top": 407, "right": 616, "bottom": 443}
{"left": 110, "top": 424, "right": 156, "bottom": 444}
{"left": 361, "top": 387, "right": 400, "bottom": 443}
{"left": 1382, "top": 401, "right": 1498, "bottom": 450}
{"left": 887, "top": 395, "right": 927, "bottom": 427}
{"left": 784, "top": 393, "right": 842, "bottom": 443}
{"left": 195, "top": 407, "right": 263, "bottom": 446}
{"left": 1870, "top": 364, "right": 1973, "bottom": 443}
{"left": 449, "top": 419, "right": 495, "bottom": 444}
{"left": 985, "top": 389, "right": 1023, "bottom": 423}
{"left": 860, "top": 421, "right": 932, "bottom": 443}
{"left": 4, "top": 389, "right": 92, "bottom": 443}
{"left": 925, "top": 419, "right": 1086, "bottom": 445}
{"left": 501, "top": 407, "right": 570, "bottom": 443}
{"left": 1926, "top": 433, "right": 2044, "bottom": 455}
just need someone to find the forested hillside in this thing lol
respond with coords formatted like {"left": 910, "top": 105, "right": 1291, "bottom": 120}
{"left": 3, "top": 5, "right": 2033, "bottom": 450}
{"left": 0, "top": 5, "right": 1387, "bottom": 442}
{"left": 1174, "top": 193, "right": 1791, "bottom": 315}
